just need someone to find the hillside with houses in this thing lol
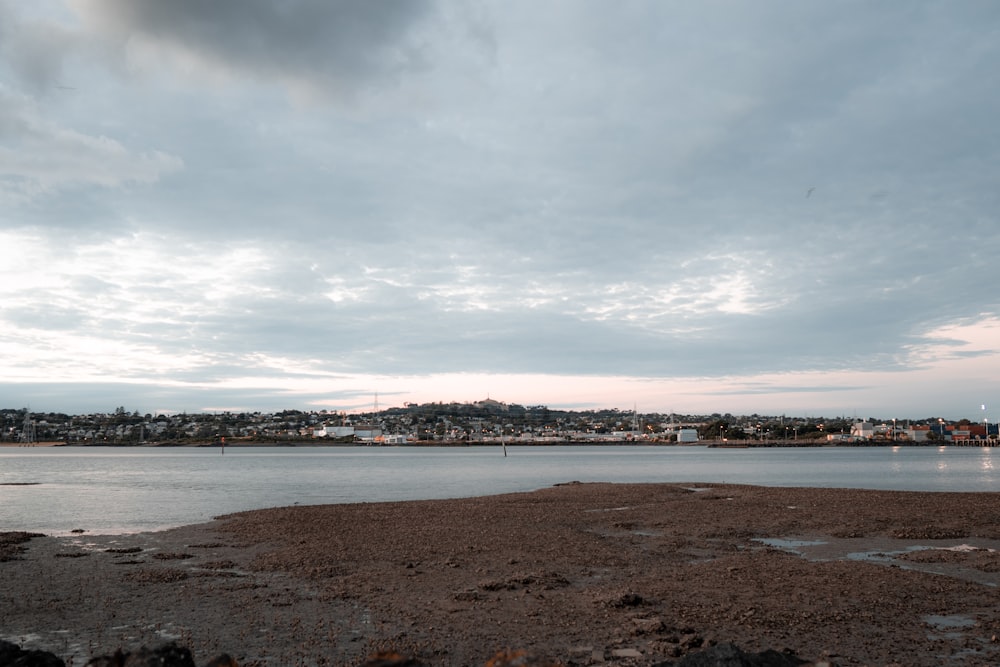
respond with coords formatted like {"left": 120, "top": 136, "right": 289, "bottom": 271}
{"left": 3, "top": 400, "right": 998, "bottom": 446}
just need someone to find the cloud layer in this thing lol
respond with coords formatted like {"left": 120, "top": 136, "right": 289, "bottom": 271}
{"left": 2, "top": 1, "right": 999, "bottom": 418}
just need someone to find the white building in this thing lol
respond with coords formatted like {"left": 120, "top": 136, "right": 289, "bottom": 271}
{"left": 314, "top": 426, "right": 356, "bottom": 438}
{"left": 851, "top": 422, "right": 874, "bottom": 440}
{"left": 903, "top": 428, "right": 930, "bottom": 443}
{"left": 676, "top": 429, "right": 699, "bottom": 443}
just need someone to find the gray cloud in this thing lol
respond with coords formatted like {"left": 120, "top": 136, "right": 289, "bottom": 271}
{"left": 1, "top": 1, "right": 999, "bottom": 417}
{"left": 0, "top": 1, "right": 78, "bottom": 91}
{"left": 73, "top": 0, "right": 436, "bottom": 98}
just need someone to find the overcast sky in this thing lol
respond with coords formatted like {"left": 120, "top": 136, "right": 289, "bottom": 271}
{"left": 2, "top": 1, "right": 999, "bottom": 420}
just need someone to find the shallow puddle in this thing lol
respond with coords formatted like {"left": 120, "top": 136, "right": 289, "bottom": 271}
{"left": 753, "top": 535, "right": 1000, "bottom": 587}
{"left": 924, "top": 614, "right": 976, "bottom": 629}
{"left": 753, "top": 537, "right": 827, "bottom": 554}
{"left": 924, "top": 614, "right": 978, "bottom": 642}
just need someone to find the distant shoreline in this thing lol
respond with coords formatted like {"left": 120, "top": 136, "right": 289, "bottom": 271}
{"left": 0, "top": 439, "right": 974, "bottom": 448}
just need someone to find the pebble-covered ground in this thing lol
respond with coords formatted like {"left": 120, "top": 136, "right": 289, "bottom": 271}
{"left": 3, "top": 483, "right": 1000, "bottom": 666}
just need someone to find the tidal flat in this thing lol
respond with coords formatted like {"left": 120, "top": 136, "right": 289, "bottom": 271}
{"left": 3, "top": 483, "right": 1000, "bottom": 665}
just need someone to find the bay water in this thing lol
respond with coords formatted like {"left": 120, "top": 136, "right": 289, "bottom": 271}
{"left": 1, "top": 445, "right": 997, "bottom": 535}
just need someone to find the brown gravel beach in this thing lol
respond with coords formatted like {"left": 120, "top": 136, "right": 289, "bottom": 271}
{"left": 3, "top": 483, "right": 1000, "bottom": 666}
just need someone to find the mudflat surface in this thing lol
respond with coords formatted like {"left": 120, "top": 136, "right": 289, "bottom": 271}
{"left": 3, "top": 483, "right": 1000, "bottom": 666}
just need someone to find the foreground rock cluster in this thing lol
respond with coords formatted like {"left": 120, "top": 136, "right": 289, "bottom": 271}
{"left": 0, "top": 640, "right": 235, "bottom": 666}
{"left": 0, "top": 640, "right": 812, "bottom": 667}
{"left": 3, "top": 483, "right": 1000, "bottom": 665}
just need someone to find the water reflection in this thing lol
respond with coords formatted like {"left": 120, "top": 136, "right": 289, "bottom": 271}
{"left": 890, "top": 446, "right": 903, "bottom": 473}
{"left": 937, "top": 446, "right": 949, "bottom": 473}
{"left": 3, "top": 445, "right": 999, "bottom": 534}
{"left": 980, "top": 449, "right": 994, "bottom": 472}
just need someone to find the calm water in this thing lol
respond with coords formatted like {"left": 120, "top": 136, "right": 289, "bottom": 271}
{"left": 1, "top": 445, "right": 997, "bottom": 535}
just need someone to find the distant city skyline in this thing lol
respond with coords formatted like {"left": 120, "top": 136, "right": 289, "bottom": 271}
{"left": 2, "top": 2, "right": 998, "bottom": 422}
{"left": 3, "top": 372, "right": 999, "bottom": 425}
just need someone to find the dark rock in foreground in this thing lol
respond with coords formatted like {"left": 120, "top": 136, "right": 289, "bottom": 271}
{"left": 668, "top": 641, "right": 811, "bottom": 666}
{"left": 0, "top": 639, "right": 65, "bottom": 667}
{"left": 0, "top": 641, "right": 238, "bottom": 667}
{"left": 1, "top": 640, "right": 816, "bottom": 667}
{"left": 83, "top": 643, "right": 238, "bottom": 667}
{"left": 0, "top": 532, "right": 45, "bottom": 562}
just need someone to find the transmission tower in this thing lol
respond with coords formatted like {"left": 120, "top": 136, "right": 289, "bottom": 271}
{"left": 19, "top": 410, "right": 36, "bottom": 444}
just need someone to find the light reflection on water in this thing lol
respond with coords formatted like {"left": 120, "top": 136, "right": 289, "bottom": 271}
{"left": 1, "top": 445, "right": 997, "bottom": 535}
{"left": 890, "top": 445, "right": 904, "bottom": 473}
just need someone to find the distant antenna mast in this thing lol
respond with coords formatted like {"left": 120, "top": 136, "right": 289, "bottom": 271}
{"left": 374, "top": 392, "right": 379, "bottom": 415}
{"left": 19, "top": 410, "right": 36, "bottom": 444}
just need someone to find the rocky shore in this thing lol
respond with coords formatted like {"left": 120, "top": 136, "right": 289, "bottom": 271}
{"left": 3, "top": 483, "right": 1000, "bottom": 666}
